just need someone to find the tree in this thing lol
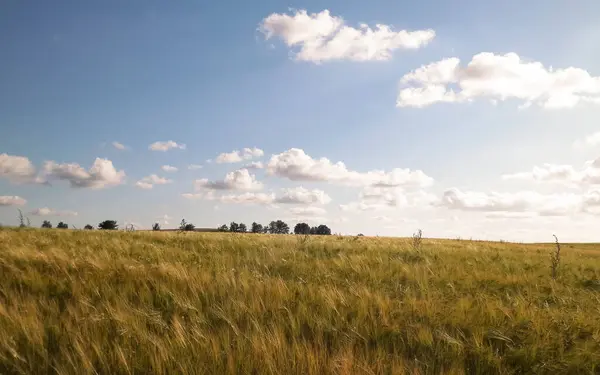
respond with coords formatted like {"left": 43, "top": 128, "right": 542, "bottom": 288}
{"left": 251, "top": 222, "right": 263, "bottom": 233}
{"left": 316, "top": 224, "right": 332, "bottom": 235}
{"left": 41, "top": 220, "right": 52, "bottom": 229}
{"left": 238, "top": 223, "right": 247, "bottom": 233}
{"left": 309, "top": 226, "right": 318, "bottom": 235}
{"left": 152, "top": 223, "right": 161, "bottom": 231}
{"left": 269, "top": 220, "right": 289, "bottom": 234}
{"left": 179, "top": 219, "right": 195, "bottom": 231}
{"left": 217, "top": 224, "right": 229, "bottom": 232}
{"left": 229, "top": 222, "right": 239, "bottom": 233}
{"left": 84, "top": 224, "right": 94, "bottom": 230}
{"left": 294, "top": 222, "right": 310, "bottom": 235}
{"left": 57, "top": 222, "right": 69, "bottom": 229}
{"left": 98, "top": 220, "right": 119, "bottom": 230}
{"left": 262, "top": 224, "right": 269, "bottom": 234}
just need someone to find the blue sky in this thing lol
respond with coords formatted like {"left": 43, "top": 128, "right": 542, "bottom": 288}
{"left": 2, "top": 0, "right": 600, "bottom": 241}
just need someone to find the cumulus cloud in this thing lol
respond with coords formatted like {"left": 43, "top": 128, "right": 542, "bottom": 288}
{"left": 182, "top": 190, "right": 274, "bottom": 205}
{"left": 573, "top": 132, "right": 600, "bottom": 149}
{"left": 242, "top": 161, "right": 264, "bottom": 170}
{"left": 267, "top": 148, "right": 433, "bottom": 187}
{"left": 220, "top": 192, "right": 276, "bottom": 205}
{"left": 188, "top": 164, "right": 203, "bottom": 170}
{"left": 148, "top": 141, "right": 186, "bottom": 152}
{"left": 502, "top": 158, "right": 600, "bottom": 186}
{"left": 274, "top": 187, "right": 331, "bottom": 205}
{"left": 30, "top": 207, "right": 78, "bottom": 217}
{"left": 340, "top": 186, "right": 436, "bottom": 212}
{"left": 289, "top": 206, "right": 327, "bottom": 216}
{"left": 161, "top": 165, "right": 178, "bottom": 173}
{"left": 194, "top": 169, "right": 263, "bottom": 191}
{"left": 340, "top": 201, "right": 387, "bottom": 212}
{"left": 438, "top": 188, "right": 584, "bottom": 216}
{"left": 43, "top": 158, "right": 125, "bottom": 189}
{"left": 372, "top": 215, "right": 392, "bottom": 222}
{"left": 485, "top": 212, "right": 537, "bottom": 219}
{"left": 156, "top": 214, "right": 172, "bottom": 225}
{"left": 582, "top": 190, "right": 600, "bottom": 214}
{"left": 112, "top": 141, "right": 127, "bottom": 150}
{"left": 260, "top": 9, "right": 435, "bottom": 63}
{"left": 215, "top": 148, "right": 264, "bottom": 163}
{"left": 397, "top": 52, "right": 600, "bottom": 108}
{"left": 135, "top": 174, "right": 173, "bottom": 189}
{"left": 0, "top": 153, "right": 44, "bottom": 184}
{"left": 0, "top": 196, "right": 27, "bottom": 206}
{"left": 181, "top": 185, "right": 330, "bottom": 207}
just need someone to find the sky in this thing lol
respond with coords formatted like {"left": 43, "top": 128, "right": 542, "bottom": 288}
{"left": 1, "top": 0, "right": 600, "bottom": 242}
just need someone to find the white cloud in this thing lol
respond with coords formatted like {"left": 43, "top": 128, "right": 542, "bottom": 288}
{"left": 182, "top": 190, "right": 274, "bottom": 205}
{"left": 372, "top": 215, "right": 392, "bottom": 222}
{"left": 30, "top": 207, "right": 78, "bottom": 217}
{"left": 0, "top": 196, "right": 27, "bottom": 206}
{"left": 267, "top": 148, "right": 433, "bottom": 187}
{"left": 112, "top": 141, "right": 127, "bottom": 150}
{"left": 194, "top": 169, "right": 263, "bottom": 191}
{"left": 148, "top": 141, "right": 186, "bottom": 152}
{"left": 161, "top": 165, "right": 178, "bottom": 173}
{"left": 275, "top": 186, "right": 331, "bottom": 205}
{"left": 181, "top": 185, "right": 329, "bottom": 206}
{"left": 155, "top": 214, "right": 172, "bottom": 225}
{"left": 220, "top": 192, "right": 276, "bottom": 205}
{"left": 0, "top": 153, "right": 43, "bottom": 184}
{"left": 574, "top": 132, "right": 600, "bottom": 149}
{"left": 397, "top": 52, "right": 600, "bottom": 108}
{"left": 135, "top": 174, "right": 173, "bottom": 189}
{"left": 289, "top": 206, "right": 327, "bottom": 216}
{"left": 260, "top": 9, "right": 435, "bottom": 63}
{"left": 502, "top": 158, "right": 600, "bottom": 186}
{"left": 188, "top": 164, "right": 203, "bottom": 170}
{"left": 215, "top": 148, "right": 264, "bottom": 163}
{"left": 43, "top": 158, "right": 125, "bottom": 189}
{"left": 242, "top": 161, "right": 264, "bottom": 170}
{"left": 340, "top": 201, "right": 387, "bottom": 212}
{"left": 485, "top": 212, "right": 537, "bottom": 219}
{"left": 181, "top": 193, "right": 205, "bottom": 200}
{"left": 581, "top": 189, "right": 600, "bottom": 215}
{"left": 438, "top": 188, "right": 584, "bottom": 216}
{"left": 340, "top": 186, "right": 436, "bottom": 212}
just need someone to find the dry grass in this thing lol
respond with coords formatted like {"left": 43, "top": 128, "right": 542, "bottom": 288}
{"left": 1, "top": 228, "right": 600, "bottom": 374}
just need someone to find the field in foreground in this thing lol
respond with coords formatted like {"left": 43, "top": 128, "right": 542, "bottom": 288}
{"left": 1, "top": 229, "right": 600, "bottom": 374}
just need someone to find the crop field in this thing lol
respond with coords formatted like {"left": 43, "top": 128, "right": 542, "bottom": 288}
{"left": 1, "top": 228, "right": 600, "bottom": 374}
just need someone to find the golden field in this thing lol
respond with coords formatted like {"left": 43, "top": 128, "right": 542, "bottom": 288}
{"left": 1, "top": 228, "right": 600, "bottom": 374}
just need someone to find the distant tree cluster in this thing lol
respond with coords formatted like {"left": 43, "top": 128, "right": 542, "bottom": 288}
{"left": 217, "top": 220, "right": 331, "bottom": 235}
{"left": 37, "top": 219, "right": 118, "bottom": 230}
{"left": 179, "top": 219, "right": 195, "bottom": 231}
{"left": 295, "top": 223, "right": 331, "bottom": 235}
{"left": 19, "top": 211, "right": 332, "bottom": 235}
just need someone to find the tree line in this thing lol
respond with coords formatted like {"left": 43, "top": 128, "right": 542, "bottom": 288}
{"left": 40, "top": 219, "right": 119, "bottom": 230}
{"left": 215, "top": 220, "right": 331, "bottom": 235}
{"left": 35, "top": 216, "right": 332, "bottom": 235}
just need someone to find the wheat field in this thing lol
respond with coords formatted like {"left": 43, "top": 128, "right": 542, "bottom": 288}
{"left": 1, "top": 228, "right": 600, "bottom": 374}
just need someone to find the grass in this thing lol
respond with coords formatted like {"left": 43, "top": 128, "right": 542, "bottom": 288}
{"left": 1, "top": 228, "right": 600, "bottom": 374}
